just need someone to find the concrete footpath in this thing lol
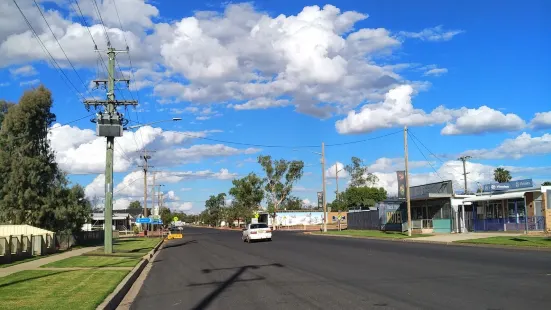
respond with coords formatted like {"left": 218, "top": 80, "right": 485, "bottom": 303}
{"left": 0, "top": 246, "right": 100, "bottom": 278}
{"left": 411, "top": 232, "right": 521, "bottom": 243}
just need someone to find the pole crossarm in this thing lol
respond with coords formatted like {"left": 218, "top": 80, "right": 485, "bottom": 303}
{"left": 93, "top": 79, "right": 131, "bottom": 83}
{"left": 84, "top": 99, "right": 138, "bottom": 107}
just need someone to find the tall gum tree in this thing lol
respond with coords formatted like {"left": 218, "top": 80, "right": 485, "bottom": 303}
{"left": 257, "top": 155, "right": 304, "bottom": 229}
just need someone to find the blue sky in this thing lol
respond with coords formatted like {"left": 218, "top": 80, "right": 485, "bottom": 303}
{"left": 1, "top": 0, "right": 550, "bottom": 213}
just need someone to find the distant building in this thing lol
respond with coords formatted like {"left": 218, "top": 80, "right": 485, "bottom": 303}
{"left": 81, "top": 213, "right": 134, "bottom": 231}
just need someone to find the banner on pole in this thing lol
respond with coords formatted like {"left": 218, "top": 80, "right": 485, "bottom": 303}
{"left": 317, "top": 191, "right": 323, "bottom": 209}
{"left": 396, "top": 171, "right": 406, "bottom": 199}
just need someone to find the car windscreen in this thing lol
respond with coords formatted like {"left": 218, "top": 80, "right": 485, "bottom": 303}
{"left": 250, "top": 223, "right": 268, "bottom": 229}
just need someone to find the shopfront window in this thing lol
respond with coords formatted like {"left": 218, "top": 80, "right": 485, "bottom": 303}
{"left": 507, "top": 199, "right": 525, "bottom": 219}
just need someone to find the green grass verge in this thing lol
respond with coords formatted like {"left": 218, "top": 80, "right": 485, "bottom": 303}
{"left": 313, "top": 230, "right": 431, "bottom": 239}
{"left": 86, "top": 237, "right": 160, "bottom": 257}
{"left": 41, "top": 255, "right": 140, "bottom": 268}
{"left": 0, "top": 269, "right": 128, "bottom": 310}
{"left": 456, "top": 236, "right": 551, "bottom": 248}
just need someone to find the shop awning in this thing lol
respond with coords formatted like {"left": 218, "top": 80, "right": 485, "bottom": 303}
{"left": 462, "top": 191, "right": 526, "bottom": 203}
{"left": 410, "top": 193, "right": 453, "bottom": 201}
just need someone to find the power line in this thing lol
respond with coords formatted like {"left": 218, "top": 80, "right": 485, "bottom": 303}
{"left": 325, "top": 130, "right": 402, "bottom": 147}
{"left": 408, "top": 129, "right": 478, "bottom": 184}
{"left": 71, "top": 0, "right": 97, "bottom": 47}
{"left": 112, "top": 0, "right": 145, "bottom": 150}
{"left": 32, "top": 0, "right": 92, "bottom": 98}
{"left": 91, "top": 0, "right": 111, "bottom": 46}
{"left": 12, "top": 0, "right": 85, "bottom": 101}
{"left": 124, "top": 129, "right": 402, "bottom": 149}
{"left": 407, "top": 131, "right": 444, "bottom": 182}
{"left": 113, "top": 175, "right": 142, "bottom": 195}
{"left": 75, "top": 0, "right": 142, "bottom": 155}
{"left": 53, "top": 113, "right": 96, "bottom": 128}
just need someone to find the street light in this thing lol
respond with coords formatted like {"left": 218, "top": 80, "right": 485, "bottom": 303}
{"left": 124, "top": 118, "right": 182, "bottom": 130}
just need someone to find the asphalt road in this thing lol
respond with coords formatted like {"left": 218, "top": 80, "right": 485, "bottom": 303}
{"left": 131, "top": 227, "right": 551, "bottom": 310}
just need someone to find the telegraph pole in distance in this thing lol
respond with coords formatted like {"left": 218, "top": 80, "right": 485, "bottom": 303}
{"left": 138, "top": 150, "right": 155, "bottom": 217}
{"left": 322, "top": 142, "right": 327, "bottom": 233}
{"left": 404, "top": 126, "right": 412, "bottom": 237}
{"left": 138, "top": 149, "right": 154, "bottom": 235}
{"left": 84, "top": 47, "right": 137, "bottom": 254}
{"left": 458, "top": 155, "right": 471, "bottom": 194}
{"left": 335, "top": 164, "right": 339, "bottom": 198}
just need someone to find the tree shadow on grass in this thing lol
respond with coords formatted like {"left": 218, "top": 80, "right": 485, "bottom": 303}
{"left": 0, "top": 270, "right": 74, "bottom": 289}
{"left": 510, "top": 238, "right": 529, "bottom": 242}
{"left": 189, "top": 263, "right": 284, "bottom": 310}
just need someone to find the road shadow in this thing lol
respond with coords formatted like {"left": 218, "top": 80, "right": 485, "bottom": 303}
{"left": 190, "top": 263, "right": 284, "bottom": 310}
{"left": 162, "top": 239, "right": 198, "bottom": 250}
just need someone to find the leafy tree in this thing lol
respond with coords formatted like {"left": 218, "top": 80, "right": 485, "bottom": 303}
{"left": 0, "top": 100, "right": 15, "bottom": 128}
{"left": 280, "top": 195, "right": 303, "bottom": 210}
{"left": 493, "top": 168, "right": 512, "bottom": 183}
{"left": 0, "top": 86, "right": 91, "bottom": 232}
{"left": 159, "top": 207, "right": 172, "bottom": 226}
{"left": 345, "top": 157, "right": 378, "bottom": 187}
{"left": 229, "top": 173, "right": 264, "bottom": 221}
{"left": 542, "top": 181, "right": 551, "bottom": 186}
{"left": 204, "top": 193, "right": 226, "bottom": 226}
{"left": 48, "top": 184, "right": 92, "bottom": 233}
{"left": 0, "top": 86, "right": 59, "bottom": 226}
{"left": 329, "top": 187, "right": 388, "bottom": 211}
{"left": 128, "top": 200, "right": 142, "bottom": 209}
{"left": 258, "top": 155, "right": 304, "bottom": 228}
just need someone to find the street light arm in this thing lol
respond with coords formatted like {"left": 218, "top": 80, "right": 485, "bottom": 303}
{"left": 125, "top": 118, "right": 182, "bottom": 130}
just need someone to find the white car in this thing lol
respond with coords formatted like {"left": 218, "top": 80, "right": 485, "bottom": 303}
{"left": 242, "top": 223, "right": 272, "bottom": 242}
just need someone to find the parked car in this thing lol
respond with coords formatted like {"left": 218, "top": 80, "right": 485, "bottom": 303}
{"left": 242, "top": 223, "right": 272, "bottom": 243}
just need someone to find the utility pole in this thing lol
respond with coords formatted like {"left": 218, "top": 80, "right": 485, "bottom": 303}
{"left": 138, "top": 150, "right": 155, "bottom": 217}
{"left": 322, "top": 142, "right": 327, "bottom": 233}
{"left": 458, "top": 156, "right": 471, "bottom": 194}
{"left": 404, "top": 126, "right": 412, "bottom": 237}
{"left": 84, "top": 47, "right": 137, "bottom": 254}
{"left": 335, "top": 164, "right": 339, "bottom": 198}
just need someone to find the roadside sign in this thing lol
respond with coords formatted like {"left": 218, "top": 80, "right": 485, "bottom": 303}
{"left": 136, "top": 217, "right": 151, "bottom": 224}
{"left": 254, "top": 212, "right": 259, "bottom": 219}
{"left": 173, "top": 216, "right": 179, "bottom": 222}
{"left": 152, "top": 219, "right": 163, "bottom": 225}
{"left": 251, "top": 218, "right": 258, "bottom": 224}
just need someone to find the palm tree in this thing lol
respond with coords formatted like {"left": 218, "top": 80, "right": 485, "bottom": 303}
{"left": 542, "top": 181, "right": 551, "bottom": 186}
{"left": 493, "top": 168, "right": 512, "bottom": 183}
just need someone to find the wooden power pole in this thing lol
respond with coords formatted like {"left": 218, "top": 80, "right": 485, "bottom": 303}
{"left": 404, "top": 126, "right": 412, "bottom": 237}
{"left": 322, "top": 142, "right": 327, "bottom": 233}
{"left": 84, "top": 47, "right": 137, "bottom": 254}
{"left": 458, "top": 156, "right": 471, "bottom": 194}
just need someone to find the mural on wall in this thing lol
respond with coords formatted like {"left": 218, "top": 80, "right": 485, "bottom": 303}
{"left": 271, "top": 212, "right": 324, "bottom": 226}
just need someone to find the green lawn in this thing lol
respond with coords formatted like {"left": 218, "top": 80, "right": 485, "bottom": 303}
{"left": 457, "top": 236, "right": 551, "bottom": 248}
{"left": 313, "top": 230, "right": 431, "bottom": 239}
{"left": 0, "top": 269, "right": 128, "bottom": 310}
{"left": 86, "top": 237, "right": 160, "bottom": 257}
{"left": 41, "top": 255, "right": 140, "bottom": 268}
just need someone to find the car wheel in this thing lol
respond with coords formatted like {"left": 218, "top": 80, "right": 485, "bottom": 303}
{"left": 246, "top": 236, "right": 251, "bottom": 243}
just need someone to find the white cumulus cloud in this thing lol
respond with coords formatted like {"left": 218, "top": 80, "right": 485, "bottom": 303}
{"left": 335, "top": 85, "right": 526, "bottom": 135}
{"left": 530, "top": 111, "right": 551, "bottom": 130}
